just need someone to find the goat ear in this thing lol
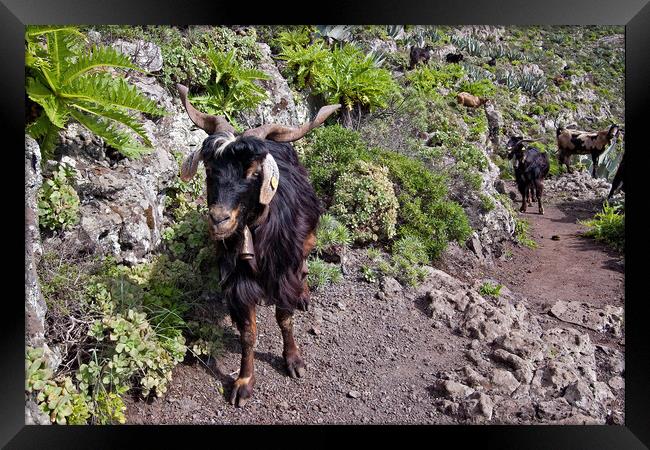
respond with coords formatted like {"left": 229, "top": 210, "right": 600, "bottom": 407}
{"left": 259, "top": 153, "right": 280, "bottom": 205}
{"left": 180, "top": 149, "right": 203, "bottom": 182}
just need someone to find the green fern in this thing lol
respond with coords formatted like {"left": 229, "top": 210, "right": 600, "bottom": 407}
{"left": 25, "top": 26, "right": 166, "bottom": 159}
{"left": 189, "top": 48, "right": 270, "bottom": 127}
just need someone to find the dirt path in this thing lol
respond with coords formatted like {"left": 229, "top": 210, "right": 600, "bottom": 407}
{"left": 125, "top": 180, "right": 624, "bottom": 425}
{"left": 125, "top": 254, "right": 466, "bottom": 424}
{"left": 482, "top": 181, "right": 625, "bottom": 349}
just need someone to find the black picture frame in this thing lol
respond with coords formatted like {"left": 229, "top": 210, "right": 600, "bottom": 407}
{"left": 4, "top": 0, "right": 649, "bottom": 447}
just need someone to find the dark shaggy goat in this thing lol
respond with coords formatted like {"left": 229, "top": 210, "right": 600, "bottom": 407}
{"left": 556, "top": 124, "right": 620, "bottom": 178}
{"left": 445, "top": 52, "right": 464, "bottom": 63}
{"left": 608, "top": 150, "right": 625, "bottom": 199}
{"left": 409, "top": 45, "right": 432, "bottom": 69}
{"left": 176, "top": 84, "right": 340, "bottom": 407}
{"left": 507, "top": 136, "right": 550, "bottom": 214}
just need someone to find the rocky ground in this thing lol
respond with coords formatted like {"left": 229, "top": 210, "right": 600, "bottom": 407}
{"left": 125, "top": 172, "right": 625, "bottom": 425}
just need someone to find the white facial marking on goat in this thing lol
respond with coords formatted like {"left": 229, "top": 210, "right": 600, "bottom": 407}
{"left": 212, "top": 132, "right": 237, "bottom": 157}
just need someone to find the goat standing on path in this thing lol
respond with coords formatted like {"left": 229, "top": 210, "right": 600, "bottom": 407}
{"left": 507, "top": 136, "right": 550, "bottom": 215}
{"left": 556, "top": 124, "right": 620, "bottom": 178}
{"left": 176, "top": 84, "right": 340, "bottom": 407}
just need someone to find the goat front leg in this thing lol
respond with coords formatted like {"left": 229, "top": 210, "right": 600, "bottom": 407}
{"left": 276, "top": 306, "right": 306, "bottom": 378}
{"left": 591, "top": 152, "right": 599, "bottom": 178}
{"left": 230, "top": 305, "right": 257, "bottom": 407}
{"left": 520, "top": 185, "right": 528, "bottom": 213}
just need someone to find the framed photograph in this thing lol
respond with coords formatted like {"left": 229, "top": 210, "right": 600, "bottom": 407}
{"left": 5, "top": 0, "right": 649, "bottom": 447}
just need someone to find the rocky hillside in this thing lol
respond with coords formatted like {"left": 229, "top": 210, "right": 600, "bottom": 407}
{"left": 25, "top": 25, "right": 624, "bottom": 425}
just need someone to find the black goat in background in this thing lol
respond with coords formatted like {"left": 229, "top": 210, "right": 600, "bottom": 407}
{"left": 176, "top": 84, "right": 340, "bottom": 407}
{"left": 507, "top": 136, "right": 550, "bottom": 215}
{"left": 608, "top": 150, "right": 625, "bottom": 199}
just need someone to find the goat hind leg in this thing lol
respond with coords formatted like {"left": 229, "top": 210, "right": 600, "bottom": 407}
{"left": 536, "top": 180, "right": 545, "bottom": 215}
{"left": 276, "top": 307, "right": 306, "bottom": 378}
{"left": 230, "top": 305, "right": 257, "bottom": 407}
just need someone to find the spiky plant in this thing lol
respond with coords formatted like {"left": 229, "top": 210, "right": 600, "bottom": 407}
{"left": 189, "top": 48, "right": 270, "bottom": 128}
{"left": 25, "top": 26, "right": 166, "bottom": 159}
{"left": 313, "top": 44, "right": 398, "bottom": 128}
{"left": 278, "top": 41, "right": 330, "bottom": 89}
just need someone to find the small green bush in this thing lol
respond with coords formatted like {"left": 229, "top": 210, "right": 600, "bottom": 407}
{"left": 459, "top": 78, "right": 496, "bottom": 98}
{"left": 479, "top": 194, "right": 495, "bottom": 212}
{"left": 314, "top": 213, "right": 352, "bottom": 255}
{"left": 307, "top": 257, "right": 342, "bottom": 289}
{"left": 406, "top": 63, "right": 465, "bottom": 98}
{"left": 479, "top": 282, "right": 503, "bottom": 298}
{"left": 314, "top": 44, "right": 399, "bottom": 125}
{"left": 38, "top": 163, "right": 80, "bottom": 231}
{"left": 581, "top": 202, "right": 624, "bottom": 251}
{"left": 515, "top": 218, "right": 537, "bottom": 249}
{"left": 303, "top": 125, "right": 472, "bottom": 259}
{"left": 189, "top": 49, "right": 270, "bottom": 128}
{"left": 330, "top": 161, "right": 399, "bottom": 243}
{"left": 302, "top": 125, "right": 368, "bottom": 199}
{"left": 278, "top": 40, "right": 330, "bottom": 89}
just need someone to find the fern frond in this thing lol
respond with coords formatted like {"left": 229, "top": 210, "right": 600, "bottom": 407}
{"left": 26, "top": 77, "right": 69, "bottom": 128}
{"left": 27, "top": 114, "right": 61, "bottom": 158}
{"left": 70, "top": 100, "right": 153, "bottom": 147}
{"left": 62, "top": 45, "right": 142, "bottom": 84}
{"left": 63, "top": 74, "right": 165, "bottom": 115}
{"left": 69, "top": 109, "right": 153, "bottom": 159}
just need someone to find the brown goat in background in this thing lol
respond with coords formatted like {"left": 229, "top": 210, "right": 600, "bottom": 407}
{"left": 556, "top": 124, "right": 620, "bottom": 177}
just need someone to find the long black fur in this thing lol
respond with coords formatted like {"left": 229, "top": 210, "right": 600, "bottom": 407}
{"left": 507, "top": 137, "right": 550, "bottom": 207}
{"left": 200, "top": 135, "right": 321, "bottom": 325}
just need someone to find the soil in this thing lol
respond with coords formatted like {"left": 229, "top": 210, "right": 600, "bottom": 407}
{"left": 124, "top": 180, "right": 624, "bottom": 424}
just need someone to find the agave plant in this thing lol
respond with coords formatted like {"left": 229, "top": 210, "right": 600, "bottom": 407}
{"left": 315, "top": 25, "right": 355, "bottom": 44}
{"left": 189, "top": 48, "right": 271, "bottom": 127}
{"left": 385, "top": 25, "right": 405, "bottom": 40}
{"left": 25, "top": 26, "right": 166, "bottom": 159}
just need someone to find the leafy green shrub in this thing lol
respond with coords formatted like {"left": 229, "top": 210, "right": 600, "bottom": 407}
{"left": 479, "top": 282, "right": 502, "bottom": 298}
{"left": 303, "top": 125, "right": 472, "bottom": 259}
{"left": 189, "top": 49, "right": 270, "bottom": 128}
{"left": 314, "top": 44, "right": 399, "bottom": 126}
{"left": 307, "top": 257, "right": 342, "bottom": 289}
{"left": 406, "top": 63, "right": 465, "bottom": 97}
{"left": 368, "top": 147, "right": 472, "bottom": 258}
{"left": 459, "top": 78, "right": 496, "bottom": 98}
{"left": 38, "top": 163, "right": 80, "bottom": 231}
{"left": 25, "top": 26, "right": 165, "bottom": 158}
{"left": 278, "top": 41, "right": 330, "bottom": 89}
{"left": 273, "top": 26, "right": 314, "bottom": 50}
{"left": 314, "top": 213, "right": 352, "bottom": 255}
{"left": 330, "top": 161, "right": 399, "bottom": 243}
{"left": 581, "top": 202, "right": 624, "bottom": 251}
{"left": 390, "top": 236, "right": 430, "bottom": 286}
{"left": 302, "top": 125, "right": 369, "bottom": 199}
{"left": 360, "top": 264, "right": 379, "bottom": 283}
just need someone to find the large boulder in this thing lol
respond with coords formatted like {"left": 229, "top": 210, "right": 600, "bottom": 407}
{"left": 45, "top": 97, "right": 205, "bottom": 265}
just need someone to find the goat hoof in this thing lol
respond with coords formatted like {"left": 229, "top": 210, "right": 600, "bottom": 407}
{"left": 539, "top": 209, "right": 544, "bottom": 215}
{"left": 284, "top": 351, "right": 306, "bottom": 378}
{"left": 230, "top": 375, "right": 255, "bottom": 407}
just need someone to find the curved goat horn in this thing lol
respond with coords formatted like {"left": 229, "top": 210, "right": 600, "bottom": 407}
{"left": 242, "top": 104, "right": 341, "bottom": 142}
{"left": 176, "top": 83, "right": 235, "bottom": 135}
